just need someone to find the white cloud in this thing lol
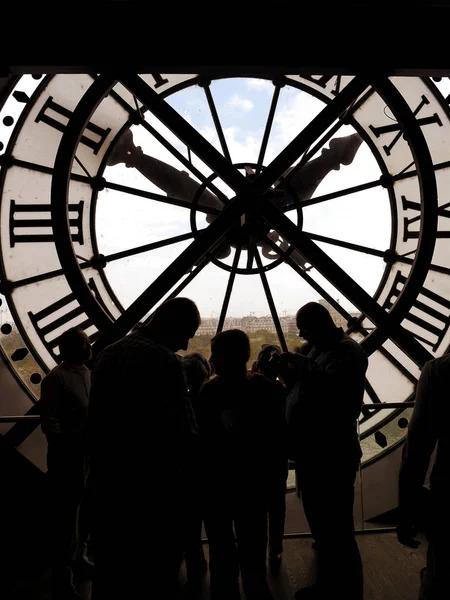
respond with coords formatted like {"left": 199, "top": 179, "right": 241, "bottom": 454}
{"left": 227, "top": 93, "right": 254, "bottom": 112}
{"left": 246, "top": 79, "right": 273, "bottom": 92}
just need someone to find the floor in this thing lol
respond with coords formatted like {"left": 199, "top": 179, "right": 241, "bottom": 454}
{"left": 5, "top": 532, "right": 427, "bottom": 599}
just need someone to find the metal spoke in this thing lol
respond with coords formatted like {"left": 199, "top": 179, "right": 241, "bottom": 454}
{"left": 104, "top": 179, "right": 220, "bottom": 215}
{"left": 246, "top": 238, "right": 256, "bottom": 271}
{"left": 256, "top": 83, "right": 281, "bottom": 175}
{"left": 365, "top": 378, "right": 382, "bottom": 403}
{"left": 140, "top": 255, "right": 212, "bottom": 327}
{"left": 202, "top": 82, "right": 232, "bottom": 162}
{"left": 397, "top": 160, "right": 415, "bottom": 175}
{"left": 51, "top": 75, "right": 250, "bottom": 343}
{"left": 283, "top": 177, "right": 385, "bottom": 212}
{"left": 0, "top": 154, "right": 220, "bottom": 214}
{"left": 107, "top": 81, "right": 229, "bottom": 204}
{"left": 166, "top": 257, "right": 210, "bottom": 300}
{"left": 132, "top": 93, "right": 143, "bottom": 119}
{"left": 378, "top": 346, "right": 418, "bottom": 384}
{"left": 304, "top": 231, "right": 386, "bottom": 258}
{"left": 121, "top": 74, "right": 369, "bottom": 201}
{"left": 264, "top": 236, "right": 420, "bottom": 386}
{"left": 217, "top": 245, "right": 242, "bottom": 334}
{"left": 263, "top": 234, "right": 355, "bottom": 324}
{"left": 283, "top": 159, "right": 450, "bottom": 213}
{"left": 0, "top": 155, "right": 90, "bottom": 184}
{"left": 74, "top": 155, "right": 92, "bottom": 178}
{"left": 360, "top": 378, "right": 382, "bottom": 423}
{"left": 252, "top": 77, "right": 370, "bottom": 194}
{"left": 105, "top": 230, "right": 201, "bottom": 263}
{"left": 254, "top": 250, "right": 288, "bottom": 352}
{"left": 94, "top": 199, "right": 247, "bottom": 349}
{"left": 138, "top": 117, "right": 229, "bottom": 205}
{"left": 263, "top": 235, "right": 420, "bottom": 388}
{"left": 7, "top": 261, "right": 90, "bottom": 289}
{"left": 397, "top": 255, "right": 450, "bottom": 276}
{"left": 120, "top": 74, "right": 250, "bottom": 196}
{"left": 3, "top": 403, "right": 41, "bottom": 448}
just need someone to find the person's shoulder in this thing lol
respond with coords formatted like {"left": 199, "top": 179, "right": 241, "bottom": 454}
{"left": 341, "top": 332, "right": 368, "bottom": 359}
{"left": 44, "top": 364, "right": 65, "bottom": 380}
{"left": 197, "top": 376, "right": 220, "bottom": 406}
{"left": 41, "top": 364, "right": 66, "bottom": 390}
{"left": 200, "top": 375, "right": 220, "bottom": 391}
{"left": 246, "top": 372, "right": 278, "bottom": 394}
{"left": 247, "top": 372, "right": 271, "bottom": 384}
{"left": 427, "top": 354, "right": 450, "bottom": 376}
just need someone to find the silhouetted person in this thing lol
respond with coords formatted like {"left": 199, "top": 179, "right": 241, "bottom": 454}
{"left": 253, "top": 344, "right": 289, "bottom": 572}
{"left": 88, "top": 298, "right": 201, "bottom": 600}
{"left": 181, "top": 352, "right": 212, "bottom": 586}
{"left": 40, "top": 326, "right": 92, "bottom": 599}
{"left": 281, "top": 302, "right": 367, "bottom": 600}
{"left": 397, "top": 355, "right": 450, "bottom": 599}
{"left": 196, "top": 329, "right": 276, "bottom": 600}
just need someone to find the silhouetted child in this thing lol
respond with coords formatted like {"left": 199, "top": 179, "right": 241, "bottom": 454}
{"left": 254, "top": 345, "right": 288, "bottom": 572}
{"left": 196, "top": 329, "right": 277, "bottom": 600}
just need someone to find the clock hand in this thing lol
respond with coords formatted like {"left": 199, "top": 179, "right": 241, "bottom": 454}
{"left": 106, "top": 128, "right": 222, "bottom": 220}
{"left": 106, "top": 131, "right": 362, "bottom": 268}
{"left": 107, "top": 128, "right": 230, "bottom": 259}
{"left": 255, "top": 133, "right": 363, "bottom": 269}
{"left": 274, "top": 133, "right": 363, "bottom": 206}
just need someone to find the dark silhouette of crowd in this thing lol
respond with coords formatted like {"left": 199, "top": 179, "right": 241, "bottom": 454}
{"left": 40, "top": 297, "right": 447, "bottom": 600}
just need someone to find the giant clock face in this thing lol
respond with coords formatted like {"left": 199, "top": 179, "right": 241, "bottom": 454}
{"left": 1, "top": 72, "right": 450, "bottom": 465}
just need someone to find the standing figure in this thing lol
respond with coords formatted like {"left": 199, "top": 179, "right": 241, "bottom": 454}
{"left": 196, "top": 329, "right": 277, "bottom": 600}
{"left": 281, "top": 302, "right": 367, "bottom": 600}
{"left": 88, "top": 298, "right": 201, "bottom": 600}
{"left": 40, "top": 326, "right": 92, "bottom": 600}
{"left": 397, "top": 355, "right": 450, "bottom": 599}
{"left": 253, "top": 344, "right": 289, "bottom": 573}
{"left": 181, "top": 352, "right": 212, "bottom": 586}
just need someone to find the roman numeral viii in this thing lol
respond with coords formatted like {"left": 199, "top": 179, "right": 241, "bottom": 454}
{"left": 35, "top": 96, "right": 111, "bottom": 154}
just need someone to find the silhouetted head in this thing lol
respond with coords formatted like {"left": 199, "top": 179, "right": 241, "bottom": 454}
{"left": 296, "top": 302, "right": 336, "bottom": 346}
{"left": 210, "top": 329, "right": 250, "bottom": 377}
{"left": 145, "top": 297, "right": 201, "bottom": 352}
{"left": 58, "top": 327, "right": 92, "bottom": 365}
{"left": 183, "top": 352, "right": 212, "bottom": 377}
{"left": 182, "top": 352, "right": 212, "bottom": 393}
{"left": 256, "top": 344, "right": 282, "bottom": 380}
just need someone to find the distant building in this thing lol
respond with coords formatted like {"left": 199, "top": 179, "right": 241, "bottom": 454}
{"left": 196, "top": 300, "right": 360, "bottom": 338}
{"left": 318, "top": 299, "right": 360, "bottom": 329}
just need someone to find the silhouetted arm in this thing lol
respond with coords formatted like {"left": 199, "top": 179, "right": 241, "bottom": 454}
{"left": 281, "top": 342, "right": 367, "bottom": 422}
{"left": 311, "top": 345, "right": 367, "bottom": 422}
{"left": 40, "top": 372, "right": 63, "bottom": 440}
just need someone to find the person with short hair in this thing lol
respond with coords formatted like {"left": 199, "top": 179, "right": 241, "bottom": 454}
{"left": 281, "top": 302, "right": 368, "bottom": 600}
{"left": 88, "top": 297, "right": 201, "bottom": 599}
{"left": 40, "top": 326, "right": 92, "bottom": 600}
{"left": 196, "top": 329, "right": 276, "bottom": 600}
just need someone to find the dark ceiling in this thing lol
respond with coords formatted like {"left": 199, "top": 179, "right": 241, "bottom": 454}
{"left": 2, "top": 4, "right": 450, "bottom": 77}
